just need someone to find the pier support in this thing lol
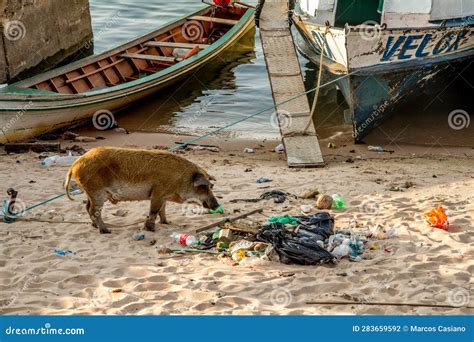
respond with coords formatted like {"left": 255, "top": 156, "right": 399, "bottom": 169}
{"left": 259, "top": 0, "right": 324, "bottom": 168}
{"left": 0, "top": 0, "right": 93, "bottom": 84}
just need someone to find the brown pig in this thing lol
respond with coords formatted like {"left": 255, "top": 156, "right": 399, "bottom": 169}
{"left": 64, "top": 147, "right": 219, "bottom": 234}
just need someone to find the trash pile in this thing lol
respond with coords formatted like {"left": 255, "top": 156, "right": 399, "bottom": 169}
{"left": 157, "top": 206, "right": 397, "bottom": 266}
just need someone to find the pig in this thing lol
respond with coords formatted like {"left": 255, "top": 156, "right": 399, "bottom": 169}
{"left": 64, "top": 147, "right": 219, "bottom": 234}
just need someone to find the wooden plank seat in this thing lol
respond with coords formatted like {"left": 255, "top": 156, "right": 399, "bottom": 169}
{"left": 144, "top": 41, "right": 210, "bottom": 49}
{"left": 120, "top": 53, "right": 176, "bottom": 63}
{"left": 189, "top": 15, "right": 238, "bottom": 26}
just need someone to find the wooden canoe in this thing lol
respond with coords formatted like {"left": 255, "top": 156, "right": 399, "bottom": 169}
{"left": 0, "top": 4, "right": 255, "bottom": 143}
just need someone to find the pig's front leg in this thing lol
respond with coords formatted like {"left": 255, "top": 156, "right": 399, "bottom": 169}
{"left": 159, "top": 201, "right": 168, "bottom": 224}
{"left": 144, "top": 198, "right": 163, "bottom": 231}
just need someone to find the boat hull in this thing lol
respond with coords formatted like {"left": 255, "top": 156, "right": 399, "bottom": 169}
{"left": 0, "top": 6, "right": 255, "bottom": 144}
{"left": 294, "top": 14, "right": 474, "bottom": 141}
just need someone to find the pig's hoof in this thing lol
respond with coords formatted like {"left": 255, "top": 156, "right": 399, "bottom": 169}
{"left": 144, "top": 223, "right": 155, "bottom": 232}
{"left": 160, "top": 219, "right": 170, "bottom": 224}
{"left": 99, "top": 228, "right": 111, "bottom": 234}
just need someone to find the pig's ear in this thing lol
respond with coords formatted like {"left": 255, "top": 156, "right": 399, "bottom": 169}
{"left": 193, "top": 172, "right": 210, "bottom": 188}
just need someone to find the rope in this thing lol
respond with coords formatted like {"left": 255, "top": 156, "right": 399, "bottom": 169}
{"left": 303, "top": 24, "right": 330, "bottom": 133}
{"left": 2, "top": 72, "right": 353, "bottom": 220}
{"left": 170, "top": 72, "right": 353, "bottom": 151}
{"left": 5, "top": 216, "right": 145, "bottom": 228}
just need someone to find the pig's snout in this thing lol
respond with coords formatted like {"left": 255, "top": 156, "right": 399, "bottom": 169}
{"left": 203, "top": 194, "right": 219, "bottom": 210}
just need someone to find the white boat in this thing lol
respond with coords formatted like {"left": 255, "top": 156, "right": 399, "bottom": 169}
{"left": 292, "top": 0, "right": 474, "bottom": 140}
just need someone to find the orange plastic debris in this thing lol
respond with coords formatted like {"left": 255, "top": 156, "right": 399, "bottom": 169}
{"left": 423, "top": 207, "right": 449, "bottom": 231}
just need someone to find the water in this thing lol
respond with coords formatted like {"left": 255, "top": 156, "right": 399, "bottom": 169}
{"left": 88, "top": 0, "right": 472, "bottom": 145}
{"left": 89, "top": 0, "right": 280, "bottom": 139}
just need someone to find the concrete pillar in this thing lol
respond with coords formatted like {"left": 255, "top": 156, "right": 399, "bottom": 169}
{"left": 0, "top": 0, "right": 93, "bottom": 84}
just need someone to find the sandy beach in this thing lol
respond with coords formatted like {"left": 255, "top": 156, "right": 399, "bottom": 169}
{"left": 0, "top": 130, "right": 473, "bottom": 315}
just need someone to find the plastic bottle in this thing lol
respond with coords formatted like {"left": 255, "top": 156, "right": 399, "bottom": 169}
{"left": 368, "top": 145, "right": 384, "bottom": 153}
{"left": 170, "top": 232, "right": 197, "bottom": 247}
{"left": 55, "top": 154, "right": 80, "bottom": 166}
{"left": 40, "top": 155, "right": 60, "bottom": 167}
{"left": 332, "top": 194, "right": 346, "bottom": 209}
{"left": 191, "top": 207, "right": 208, "bottom": 215}
{"left": 40, "top": 152, "right": 79, "bottom": 167}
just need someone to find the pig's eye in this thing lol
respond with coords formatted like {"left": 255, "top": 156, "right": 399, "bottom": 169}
{"left": 196, "top": 185, "right": 208, "bottom": 192}
{"left": 210, "top": 183, "right": 214, "bottom": 189}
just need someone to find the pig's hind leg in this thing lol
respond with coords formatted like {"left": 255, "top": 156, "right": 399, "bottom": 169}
{"left": 88, "top": 194, "right": 110, "bottom": 234}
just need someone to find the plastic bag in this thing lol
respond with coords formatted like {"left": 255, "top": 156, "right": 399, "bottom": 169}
{"left": 257, "top": 221, "right": 335, "bottom": 265}
{"left": 268, "top": 215, "right": 298, "bottom": 225}
{"left": 423, "top": 207, "right": 449, "bottom": 231}
{"left": 295, "top": 212, "right": 335, "bottom": 241}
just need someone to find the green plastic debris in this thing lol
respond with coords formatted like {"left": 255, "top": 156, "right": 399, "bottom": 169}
{"left": 212, "top": 229, "right": 221, "bottom": 240}
{"left": 268, "top": 215, "right": 298, "bottom": 225}
{"left": 332, "top": 194, "right": 346, "bottom": 209}
{"left": 209, "top": 205, "right": 224, "bottom": 214}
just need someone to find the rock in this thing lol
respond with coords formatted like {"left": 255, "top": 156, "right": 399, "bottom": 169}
{"left": 316, "top": 194, "right": 333, "bottom": 210}
{"left": 74, "top": 136, "right": 96, "bottom": 142}
{"left": 300, "top": 204, "right": 312, "bottom": 214}
{"left": 113, "top": 128, "right": 129, "bottom": 134}
{"left": 274, "top": 144, "right": 285, "bottom": 153}
{"left": 67, "top": 144, "right": 86, "bottom": 155}
{"left": 62, "top": 131, "right": 79, "bottom": 140}
{"left": 112, "top": 209, "right": 128, "bottom": 217}
{"left": 158, "top": 247, "right": 172, "bottom": 254}
{"left": 300, "top": 188, "right": 320, "bottom": 199}
{"left": 243, "top": 148, "right": 254, "bottom": 153}
{"left": 38, "top": 133, "right": 59, "bottom": 140}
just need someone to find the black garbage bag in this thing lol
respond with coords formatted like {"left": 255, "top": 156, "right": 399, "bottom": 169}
{"left": 257, "top": 221, "right": 335, "bottom": 265}
{"left": 260, "top": 190, "right": 296, "bottom": 203}
{"left": 295, "top": 212, "right": 334, "bottom": 241}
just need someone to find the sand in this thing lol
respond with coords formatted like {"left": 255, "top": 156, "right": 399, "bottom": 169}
{"left": 0, "top": 131, "right": 473, "bottom": 315}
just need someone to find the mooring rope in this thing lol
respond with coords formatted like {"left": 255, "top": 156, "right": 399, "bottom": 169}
{"left": 1, "top": 71, "right": 353, "bottom": 221}
{"left": 170, "top": 72, "right": 353, "bottom": 151}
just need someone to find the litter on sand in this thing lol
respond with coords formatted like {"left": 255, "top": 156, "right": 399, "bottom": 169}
{"left": 162, "top": 205, "right": 397, "bottom": 266}
{"left": 260, "top": 190, "right": 295, "bottom": 203}
{"left": 423, "top": 206, "right": 449, "bottom": 230}
{"left": 256, "top": 177, "right": 272, "bottom": 183}
{"left": 267, "top": 215, "right": 298, "bottom": 225}
{"left": 53, "top": 249, "right": 75, "bottom": 256}
{"left": 132, "top": 232, "right": 145, "bottom": 241}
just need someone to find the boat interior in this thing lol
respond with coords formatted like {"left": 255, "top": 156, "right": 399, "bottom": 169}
{"left": 27, "top": 5, "right": 248, "bottom": 95}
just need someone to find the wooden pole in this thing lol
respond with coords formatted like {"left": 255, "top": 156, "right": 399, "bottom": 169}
{"left": 195, "top": 208, "right": 263, "bottom": 233}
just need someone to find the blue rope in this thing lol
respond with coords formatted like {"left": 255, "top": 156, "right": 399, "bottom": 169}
{"left": 1, "top": 72, "right": 352, "bottom": 219}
